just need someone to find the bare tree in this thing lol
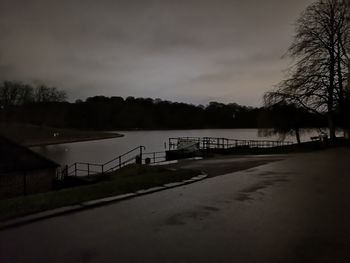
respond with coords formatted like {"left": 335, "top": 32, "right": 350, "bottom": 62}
{"left": 265, "top": 0, "right": 349, "bottom": 140}
{"left": 0, "top": 81, "right": 67, "bottom": 109}
{"left": 344, "top": 0, "right": 350, "bottom": 138}
{"left": 34, "top": 85, "right": 66, "bottom": 103}
{"left": 0, "top": 81, "right": 34, "bottom": 109}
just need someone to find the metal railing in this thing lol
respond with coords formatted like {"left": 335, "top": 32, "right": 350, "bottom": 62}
{"left": 61, "top": 146, "right": 145, "bottom": 177}
{"left": 142, "top": 151, "right": 166, "bottom": 164}
{"left": 168, "top": 137, "right": 294, "bottom": 151}
{"left": 58, "top": 136, "right": 294, "bottom": 179}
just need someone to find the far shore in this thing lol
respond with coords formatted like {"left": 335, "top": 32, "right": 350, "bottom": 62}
{"left": 25, "top": 133, "right": 124, "bottom": 147}
{"left": 0, "top": 123, "right": 124, "bottom": 147}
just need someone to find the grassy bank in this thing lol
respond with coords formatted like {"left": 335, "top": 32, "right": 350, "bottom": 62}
{"left": 0, "top": 165, "right": 200, "bottom": 221}
{"left": 0, "top": 123, "right": 123, "bottom": 146}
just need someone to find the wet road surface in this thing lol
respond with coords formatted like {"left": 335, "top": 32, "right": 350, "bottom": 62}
{"left": 1, "top": 148, "right": 350, "bottom": 262}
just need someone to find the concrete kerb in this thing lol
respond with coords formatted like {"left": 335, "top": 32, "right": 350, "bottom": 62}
{"left": 0, "top": 172, "right": 208, "bottom": 231}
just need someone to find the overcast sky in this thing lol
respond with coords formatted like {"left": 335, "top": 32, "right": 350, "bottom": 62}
{"left": 0, "top": 0, "right": 314, "bottom": 106}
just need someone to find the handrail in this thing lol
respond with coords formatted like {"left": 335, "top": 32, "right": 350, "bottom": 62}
{"left": 143, "top": 151, "right": 165, "bottom": 154}
{"left": 62, "top": 145, "right": 146, "bottom": 178}
{"left": 74, "top": 162, "right": 102, "bottom": 166}
{"left": 104, "top": 155, "right": 138, "bottom": 173}
{"left": 103, "top": 146, "right": 146, "bottom": 166}
{"left": 143, "top": 151, "right": 167, "bottom": 164}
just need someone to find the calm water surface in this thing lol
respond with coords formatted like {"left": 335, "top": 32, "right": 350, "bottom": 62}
{"left": 31, "top": 129, "right": 319, "bottom": 165}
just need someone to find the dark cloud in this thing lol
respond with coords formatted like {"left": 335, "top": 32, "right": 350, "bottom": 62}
{"left": 0, "top": 0, "right": 314, "bottom": 106}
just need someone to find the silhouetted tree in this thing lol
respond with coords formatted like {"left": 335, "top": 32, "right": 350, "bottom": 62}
{"left": 34, "top": 85, "right": 66, "bottom": 102}
{"left": 259, "top": 103, "right": 311, "bottom": 144}
{"left": 265, "top": 0, "right": 349, "bottom": 140}
{"left": 0, "top": 81, "right": 67, "bottom": 110}
{"left": 0, "top": 81, "right": 34, "bottom": 109}
{"left": 344, "top": 0, "right": 350, "bottom": 138}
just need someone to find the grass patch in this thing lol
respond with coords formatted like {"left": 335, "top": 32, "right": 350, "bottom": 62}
{"left": 0, "top": 165, "right": 201, "bottom": 222}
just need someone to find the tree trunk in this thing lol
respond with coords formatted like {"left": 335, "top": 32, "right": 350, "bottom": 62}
{"left": 336, "top": 37, "right": 346, "bottom": 128}
{"left": 295, "top": 127, "right": 301, "bottom": 144}
{"left": 328, "top": 112, "right": 336, "bottom": 140}
{"left": 327, "top": 6, "right": 336, "bottom": 141}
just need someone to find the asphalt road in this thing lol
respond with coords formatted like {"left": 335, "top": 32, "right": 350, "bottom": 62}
{"left": 1, "top": 147, "right": 350, "bottom": 263}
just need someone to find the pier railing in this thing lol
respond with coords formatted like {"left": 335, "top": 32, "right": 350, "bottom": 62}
{"left": 142, "top": 151, "right": 166, "bottom": 164}
{"left": 168, "top": 137, "right": 293, "bottom": 151}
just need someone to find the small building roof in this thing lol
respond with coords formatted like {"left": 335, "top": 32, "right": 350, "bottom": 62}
{"left": 0, "top": 136, "right": 59, "bottom": 173}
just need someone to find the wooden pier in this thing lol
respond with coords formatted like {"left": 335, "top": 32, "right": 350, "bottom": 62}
{"left": 168, "top": 137, "right": 293, "bottom": 151}
{"left": 166, "top": 137, "right": 294, "bottom": 161}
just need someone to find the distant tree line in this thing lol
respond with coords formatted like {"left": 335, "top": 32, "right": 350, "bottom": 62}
{"left": 0, "top": 83, "right": 326, "bottom": 130}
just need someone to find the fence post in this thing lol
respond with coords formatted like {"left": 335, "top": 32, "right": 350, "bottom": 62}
{"left": 153, "top": 152, "right": 156, "bottom": 163}
{"left": 74, "top": 163, "right": 77, "bottom": 176}
{"left": 64, "top": 165, "right": 68, "bottom": 179}
{"left": 139, "top": 146, "right": 143, "bottom": 165}
{"left": 23, "top": 171, "right": 27, "bottom": 196}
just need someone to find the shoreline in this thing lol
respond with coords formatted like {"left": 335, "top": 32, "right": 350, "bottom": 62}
{"left": 25, "top": 133, "right": 124, "bottom": 147}
{"left": 0, "top": 123, "right": 124, "bottom": 147}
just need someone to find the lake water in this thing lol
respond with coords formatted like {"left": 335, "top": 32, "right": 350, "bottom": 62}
{"left": 31, "top": 128, "right": 321, "bottom": 166}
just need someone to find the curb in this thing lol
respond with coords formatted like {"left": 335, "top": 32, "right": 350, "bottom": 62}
{"left": 0, "top": 173, "right": 208, "bottom": 231}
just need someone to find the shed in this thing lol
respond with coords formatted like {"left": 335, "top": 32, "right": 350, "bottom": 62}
{"left": 0, "top": 136, "right": 59, "bottom": 199}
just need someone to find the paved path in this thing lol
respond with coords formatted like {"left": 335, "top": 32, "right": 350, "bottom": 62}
{"left": 1, "top": 148, "right": 350, "bottom": 263}
{"left": 168, "top": 154, "right": 286, "bottom": 177}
